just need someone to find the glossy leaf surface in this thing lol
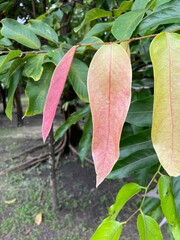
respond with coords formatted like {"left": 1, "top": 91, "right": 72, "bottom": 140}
{"left": 137, "top": 213, "right": 163, "bottom": 240}
{"left": 74, "top": 8, "right": 112, "bottom": 32}
{"left": 158, "top": 176, "right": 180, "bottom": 239}
{"left": 42, "top": 46, "right": 77, "bottom": 141}
{"left": 88, "top": 44, "right": 132, "bottom": 186}
{"left": 1, "top": 18, "right": 40, "bottom": 49}
{"left": 150, "top": 32, "right": 180, "bottom": 176}
{"left": 139, "top": 0, "right": 180, "bottom": 33}
{"left": 112, "top": 10, "right": 145, "bottom": 40}
{"left": 91, "top": 220, "right": 123, "bottom": 240}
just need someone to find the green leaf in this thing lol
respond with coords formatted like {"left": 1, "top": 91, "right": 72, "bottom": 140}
{"left": 68, "top": 58, "right": 89, "bottom": 102}
{"left": 139, "top": 0, "right": 180, "bottom": 33}
{"left": 28, "top": 20, "right": 58, "bottom": 44}
{"left": 120, "top": 129, "right": 152, "bottom": 159}
{"left": 158, "top": 175, "right": 180, "bottom": 239}
{"left": 0, "top": 50, "right": 21, "bottom": 70}
{"left": 108, "top": 149, "right": 158, "bottom": 179}
{"left": 155, "top": 0, "right": 172, "bottom": 8}
{"left": 1, "top": 18, "right": 41, "bottom": 49}
{"left": 25, "top": 63, "right": 54, "bottom": 116}
{"left": 0, "top": 37, "right": 12, "bottom": 46}
{"left": 137, "top": 213, "right": 163, "bottom": 240}
{"left": 172, "top": 176, "right": 180, "bottom": 220}
{"left": 54, "top": 105, "right": 90, "bottom": 142}
{"left": 132, "top": 0, "right": 150, "bottom": 10}
{"left": 79, "top": 115, "right": 92, "bottom": 164}
{"left": 142, "top": 198, "right": 160, "bottom": 216}
{"left": 74, "top": 8, "right": 112, "bottom": 32}
{"left": 113, "top": 1, "right": 133, "bottom": 16}
{"left": 90, "top": 220, "right": 123, "bottom": 240}
{"left": 85, "top": 22, "right": 113, "bottom": 38}
{"left": 23, "top": 54, "right": 45, "bottom": 81}
{"left": 5, "top": 59, "right": 24, "bottom": 120}
{"left": 126, "top": 96, "right": 153, "bottom": 126}
{"left": 111, "top": 10, "right": 145, "bottom": 40}
{"left": 109, "top": 183, "right": 142, "bottom": 220}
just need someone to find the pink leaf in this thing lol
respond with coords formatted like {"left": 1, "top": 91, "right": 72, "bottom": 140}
{"left": 87, "top": 44, "right": 132, "bottom": 187}
{"left": 42, "top": 46, "right": 77, "bottom": 142}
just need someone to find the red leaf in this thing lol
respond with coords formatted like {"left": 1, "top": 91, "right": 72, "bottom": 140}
{"left": 87, "top": 44, "right": 132, "bottom": 187}
{"left": 42, "top": 46, "right": 77, "bottom": 141}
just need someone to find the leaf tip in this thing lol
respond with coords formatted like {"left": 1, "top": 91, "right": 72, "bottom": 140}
{"left": 96, "top": 174, "right": 105, "bottom": 188}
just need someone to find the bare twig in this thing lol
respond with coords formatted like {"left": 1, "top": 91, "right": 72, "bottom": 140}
{"left": 69, "top": 144, "right": 93, "bottom": 165}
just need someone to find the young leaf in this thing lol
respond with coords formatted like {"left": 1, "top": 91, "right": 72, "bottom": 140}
{"left": 87, "top": 44, "right": 132, "bottom": 186}
{"left": 111, "top": 10, "right": 145, "bottom": 41}
{"left": 28, "top": 20, "right": 58, "bottom": 44}
{"left": 1, "top": 18, "right": 40, "bottom": 49}
{"left": 74, "top": 8, "right": 112, "bottom": 32}
{"left": 137, "top": 213, "right": 163, "bottom": 240}
{"left": 25, "top": 63, "right": 55, "bottom": 116}
{"left": 54, "top": 105, "right": 90, "bottom": 142}
{"left": 90, "top": 220, "right": 123, "bottom": 240}
{"left": 109, "top": 183, "right": 142, "bottom": 220}
{"left": 158, "top": 175, "right": 180, "bottom": 239}
{"left": 150, "top": 32, "right": 180, "bottom": 176}
{"left": 42, "top": 46, "right": 77, "bottom": 142}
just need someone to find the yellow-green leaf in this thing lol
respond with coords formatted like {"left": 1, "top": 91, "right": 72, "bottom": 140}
{"left": 35, "top": 212, "right": 42, "bottom": 225}
{"left": 150, "top": 32, "right": 180, "bottom": 176}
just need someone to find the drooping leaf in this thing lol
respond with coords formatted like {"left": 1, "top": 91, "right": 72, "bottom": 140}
{"left": 158, "top": 175, "right": 180, "bottom": 239}
{"left": 87, "top": 44, "right": 132, "bottom": 186}
{"left": 1, "top": 18, "right": 40, "bottom": 49}
{"left": 5, "top": 59, "right": 24, "bottom": 120}
{"left": 23, "top": 54, "right": 45, "bottom": 81}
{"left": 68, "top": 58, "right": 89, "bottom": 102}
{"left": 150, "top": 32, "right": 180, "bottom": 176}
{"left": 108, "top": 149, "right": 158, "bottom": 179}
{"left": 90, "top": 220, "right": 123, "bottom": 240}
{"left": 137, "top": 213, "right": 163, "bottom": 240}
{"left": 0, "top": 50, "right": 21, "bottom": 70}
{"left": 139, "top": 0, "right": 180, "bottom": 33}
{"left": 42, "top": 46, "right": 77, "bottom": 142}
{"left": 25, "top": 63, "right": 55, "bottom": 116}
{"left": 28, "top": 20, "right": 58, "bottom": 44}
{"left": 172, "top": 176, "right": 180, "bottom": 220}
{"left": 126, "top": 95, "right": 153, "bottom": 127}
{"left": 132, "top": 0, "right": 150, "bottom": 10}
{"left": 111, "top": 10, "right": 145, "bottom": 40}
{"left": 74, "top": 8, "right": 112, "bottom": 32}
{"left": 113, "top": 1, "right": 133, "bottom": 17}
{"left": 54, "top": 105, "right": 90, "bottom": 142}
{"left": 85, "top": 22, "right": 113, "bottom": 38}
{"left": 79, "top": 114, "right": 92, "bottom": 164}
{"left": 109, "top": 183, "right": 142, "bottom": 220}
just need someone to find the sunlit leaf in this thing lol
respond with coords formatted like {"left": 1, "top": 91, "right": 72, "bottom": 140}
{"left": 87, "top": 44, "right": 132, "bottom": 186}
{"left": 158, "top": 175, "right": 180, "bottom": 239}
{"left": 150, "top": 32, "right": 180, "bottom": 176}
{"left": 137, "top": 213, "right": 163, "bottom": 239}
{"left": 74, "top": 8, "right": 112, "bottom": 32}
{"left": 1, "top": 18, "right": 40, "bottom": 49}
{"left": 112, "top": 10, "right": 145, "bottom": 40}
{"left": 91, "top": 220, "right": 123, "bottom": 240}
{"left": 42, "top": 46, "right": 77, "bottom": 142}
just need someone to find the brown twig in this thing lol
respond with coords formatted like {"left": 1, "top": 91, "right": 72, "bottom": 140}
{"left": 69, "top": 144, "right": 93, "bottom": 165}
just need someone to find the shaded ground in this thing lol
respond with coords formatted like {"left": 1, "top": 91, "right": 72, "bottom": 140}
{"left": 0, "top": 102, "right": 170, "bottom": 240}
